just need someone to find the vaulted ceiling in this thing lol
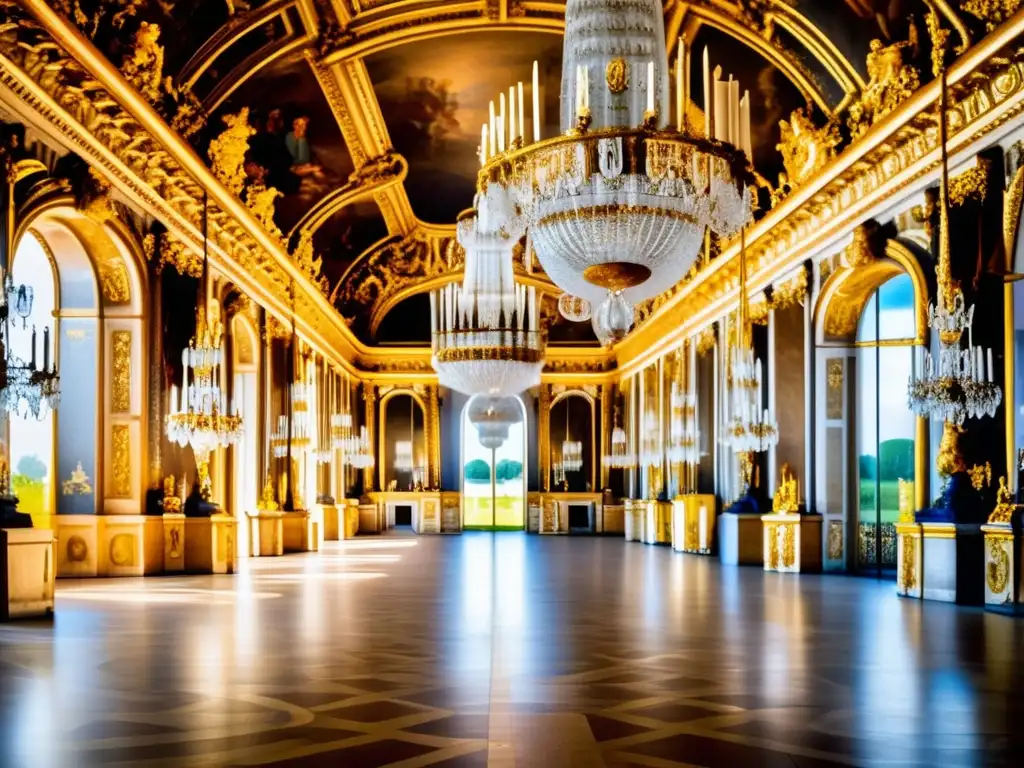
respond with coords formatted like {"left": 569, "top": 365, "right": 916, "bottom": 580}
{"left": 63, "top": 0, "right": 983, "bottom": 344}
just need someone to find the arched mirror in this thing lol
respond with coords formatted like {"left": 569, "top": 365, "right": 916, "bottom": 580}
{"left": 549, "top": 393, "right": 594, "bottom": 493}
{"left": 381, "top": 392, "right": 426, "bottom": 492}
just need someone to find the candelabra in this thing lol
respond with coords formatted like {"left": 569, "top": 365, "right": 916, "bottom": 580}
{"left": 720, "top": 231, "right": 777, "bottom": 494}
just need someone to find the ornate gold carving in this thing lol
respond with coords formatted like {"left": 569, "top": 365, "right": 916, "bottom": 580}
{"left": 987, "top": 537, "right": 1011, "bottom": 596}
{"left": 696, "top": 326, "right": 715, "bottom": 356}
{"left": 111, "top": 424, "right": 131, "bottom": 498}
{"left": 988, "top": 476, "right": 1018, "bottom": 523}
{"left": 63, "top": 462, "right": 92, "bottom": 495}
{"left": 937, "top": 422, "right": 967, "bottom": 477}
{"left": 120, "top": 22, "right": 163, "bottom": 103}
{"left": 244, "top": 178, "right": 283, "bottom": 241}
{"left": 962, "top": 0, "right": 1024, "bottom": 31}
{"left": 900, "top": 534, "right": 917, "bottom": 593}
{"left": 782, "top": 524, "right": 796, "bottom": 568}
{"left": 155, "top": 233, "right": 202, "bottom": 278}
{"left": 77, "top": 167, "right": 114, "bottom": 222}
{"left": 766, "top": 522, "right": 779, "bottom": 569}
{"left": 968, "top": 462, "right": 993, "bottom": 491}
{"left": 949, "top": 158, "right": 991, "bottom": 206}
{"left": 98, "top": 259, "right": 131, "bottom": 304}
{"left": 291, "top": 229, "right": 329, "bottom": 295}
{"left": 826, "top": 359, "right": 844, "bottom": 419}
{"left": 258, "top": 474, "right": 279, "bottom": 511}
{"left": 777, "top": 108, "right": 840, "bottom": 187}
{"left": 847, "top": 37, "right": 921, "bottom": 140}
{"left": 112, "top": 330, "right": 131, "bottom": 413}
{"left": 109, "top": 533, "right": 135, "bottom": 567}
{"left": 827, "top": 521, "right": 843, "bottom": 561}
{"left": 843, "top": 220, "right": 883, "bottom": 268}
{"left": 208, "top": 108, "right": 255, "bottom": 197}
{"left": 605, "top": 58, "right": 628, "bottom": 94}
{"left": 163, "top": 475, "right": 181, "bottom": 513}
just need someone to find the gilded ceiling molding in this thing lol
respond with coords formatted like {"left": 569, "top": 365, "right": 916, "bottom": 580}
{"left": 180, "top": 0, "right": 318, "bottom": 90}
{"left": 305, "top": 50, "right": 368, "bottom": 166}
{"left": 1004, "top": 161, "right": 1024, "bottom": 268}
{"left": 615, "top": 16, "right": 1024, "bottom": 378}
{"left": 5, "top": 0, "right": 367, "bottom": 375}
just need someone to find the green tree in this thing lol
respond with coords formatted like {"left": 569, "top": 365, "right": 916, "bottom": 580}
{"left": 879, "top": 439, "right": 914, "bottom": 481}
{"left": 16, "top": 454, "right": 47, "bottom": 481}
{"left": 464, "top": 459, "right": 491, "bottom": 483}
{"left": 495, "top": 459, "right": 523, "bottom": 483}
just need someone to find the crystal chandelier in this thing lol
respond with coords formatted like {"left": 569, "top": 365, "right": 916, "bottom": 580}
{"left": 394, "top": 395, "right": 416, "bottom": 473}
{"left": 720, "top": 232, "right": 778, "bottom": 490}
{"left": 907, "top": 68, "right": 1000, "bottom": 431}
{"left": 603, "top": 404, "right": 636, "bottom": 469}
{"left": 668, "top": 380, "right": 699, "bottom": 467}
{"left": 431, "top": 212, "right": 543, "bottom": 397}
{"left": 639, "top": 405, "right": 662, "bottom": 468}
{"left": 0, "top": 270, "right": 60, "bottom": 420}
{"left": 560, "top": 401, "right": 583, "bottom": 472}
{"left": 468, "top": 395, "right": 522, "bottom": 450}
{"left": 165, "top": 195, "right": 243, "bottom": 484}
{"left": 474, "top": 0, "right": 754, "bottom": 343}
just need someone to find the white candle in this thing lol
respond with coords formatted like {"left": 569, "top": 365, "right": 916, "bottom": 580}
{"left": 170, "top": 385, "right": 178, "bottom": 414}
{"left": 489, "top": 100, "right": 496, "bottom": 155}
{"left": 703, "top": 48, "right": 712, "bottom": 139}
{"left": 583, "top": 66, "right": 589, "bottom": 109}
{"left": 988, "top": 348, "right": 994, "bottom": 383}
{"left": 532, "top": 60, "right": 540, "bottom": 142}
{"left": 480, "top": 124, "right": 488, "bottom": 165}
{"left": 714, "top": 69, "right": 728, "bottom": 142}
{"left": 646, "top": 61, "right": 655, "bottom": 114}
{"left": 498, "top": 92, "right": 506, "bottom": 151}
{"left": 729, "top": 77, "right": 740, "bottom": 146}
{"left": 508, "top": 86, "right": 516, "bottom": 143}
{"left": 676, "top": 38, "right": 684, "bottom": 131}
{"left": 518, "top": 81, "right": 525, "bottom": 141}
{"left": 575, "top": 65, "right": 584, "bottom": 115}
{"left": 740, "top": 90, "right": 752, "bottom": 160}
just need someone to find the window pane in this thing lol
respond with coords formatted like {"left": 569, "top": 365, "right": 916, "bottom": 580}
{"left": 856, "top": 345, "right": 878, "bottom": 568}
{"left": 877, "top": 273, "right": 915, "bottom": 340}
{"left": 857, "top": 293, "right": 878, "bottom": 343}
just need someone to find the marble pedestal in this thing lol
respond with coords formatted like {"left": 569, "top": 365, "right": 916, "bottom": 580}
{"left": 248, "top": 511, "right": 284, "bottom": 557}
{"left": 103, "top": 515, "right": 164, "bottom": 577}
{"left": 320, "top": 504, "right": 340, "bottom": 541}
{"left": 184, "top": 515, "right": 236, "bottom": 574}
{"left": 1, "top": 528, "right": 55, "bottom": 620}
{"left": 282, "top": 511, "right": 316, "bottom": 553}
{"left": 981, "top": 523, "right": 1023, "bottom": 611}
{"left": 343, "top": 501, "right": 360, "bottom": 539}
{"left": 900, "top": 523, "right": 985, "bottom": 604}
{"left": 624, "top": 500, "right": 641, "bottom": 542}
{"left": 718, "top": 514, "right": 763, "bottom": 566}
{"left": 761, "top": 514, "right": 822, "bottom": 573}
{"left": 671, "top": 495, "right": 716, "bottom": 554}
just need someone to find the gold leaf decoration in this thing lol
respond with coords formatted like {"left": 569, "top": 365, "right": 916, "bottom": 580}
{"left": 208, "top": 108, "right": 255, "bottom": 197}
{"left": 112, "top": 330, "right": 131, "bottom": 413}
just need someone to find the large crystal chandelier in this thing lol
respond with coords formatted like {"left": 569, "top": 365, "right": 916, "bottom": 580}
{"left": 907, "top": 68, "right": 1000, "bottom": 430}
{"left": 720, "top": 232, "right": 777, "bottom": 489}
{"left": 474, "top": 0, "right": 754, "bottom": 343}
{"left": 431, "top": 212, "right": 543, "bottom": 397}
{"left": 603, "top": 404, "right": 636, "bottom": 469}
{"left": 0, "top": 273, "right": 60, "bottom": 420}
{"left": 331, "top": 373, "right": 373, "bottom": 469}
{"left": 468, "top": 395, "right": 522, "bottom": 450}
{"left": 560, "top": 401, "right": 583, "bottom": 472}
{"left": 668, "top": 381, "right": 699, "bottom": 467}
{"left": 166, "top": 196, "right": 243, "bottom": 476}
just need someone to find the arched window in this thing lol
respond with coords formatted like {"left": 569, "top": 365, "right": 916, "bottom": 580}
{"left": 8, "top": 233, "right": 57, "bottom": 524}
{"left": 855, "top": 272, "right": 916, "bottom": 571}
{"left": 461, "top": 395, "right": 526, "bottom": 530}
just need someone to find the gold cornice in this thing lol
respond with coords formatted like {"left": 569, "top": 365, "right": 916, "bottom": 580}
{"left": 615, "top": 8, "right": 1024, "bottom": 379}
{"left": 8, "top": 0, "right": 368, "bottom": 375}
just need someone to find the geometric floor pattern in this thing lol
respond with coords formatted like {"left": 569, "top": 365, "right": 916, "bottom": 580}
{"left": 1, "top": 532, "right": 1022, "bottom": 767}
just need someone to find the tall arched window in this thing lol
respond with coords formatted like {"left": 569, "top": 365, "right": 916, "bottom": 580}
{"left": 855, "top": 272, "right": 916, "bottom": 572}
{"left": 8, "top": 233, "right": 57, "bottom": 524}
{"left": 461, "top": 395, "right": 527, "bottom": 530}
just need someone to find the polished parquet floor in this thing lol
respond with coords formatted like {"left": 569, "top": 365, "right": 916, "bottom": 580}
{"left": 1, "top": 532, "right": 1022, "bottom": 767}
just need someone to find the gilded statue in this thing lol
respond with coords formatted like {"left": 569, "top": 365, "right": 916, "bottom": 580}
{"left": 258, "top": 474, "right": 278, "bottom": 512}
{"left": 777, "top": 107, "right": 840, "bottom": 187}
{"left": 848, "top": 37, "right": 920, "bottom": 139}
{"left": 120, "top": 22, "right": 164, "bottom": 104}
{"left": 245, "top": 176, "right": 283, "bottom": 241}
{"left": 208, "top": 108, "right": 256, "bottom": 196}
{"left": 989, "top": 475, "right": 1017, "bottom": 524}
{"left": 163, "top": 474, "right": 182, "bottom": 513}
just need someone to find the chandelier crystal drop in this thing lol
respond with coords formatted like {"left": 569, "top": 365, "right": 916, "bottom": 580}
{"left": 639, "top": 406, "right": 662, "bottom": 468}
{"left": 474, "top": 0, "right": 754, "bottom": 324}
{"left": 603, "top": 404, "right": 636, "bottom": 469}
{"left": 347, "top": 426, "right": 374, "bottom": 469}
{"left": 394, "top": 440, "right": 414, "bottom": 472}
{"left": 431, "top": 212, "right": 544, "bottom": 397}
{"left": 562, "top": 439, "right": 583, "bottom": 472}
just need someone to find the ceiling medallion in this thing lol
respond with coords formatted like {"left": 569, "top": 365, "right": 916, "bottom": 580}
{"left": 605, "top": 57, "right": 628, "bottom": 94}
{"left": 474, "top": 0, "right": 754, "bottom": 344}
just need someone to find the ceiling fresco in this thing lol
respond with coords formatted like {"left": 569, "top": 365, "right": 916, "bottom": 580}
{"left": 217, "top": 51, "right": 355, "bottom": 234}
{"left": 365, "top": 31, "right": 564, "bottom": 225}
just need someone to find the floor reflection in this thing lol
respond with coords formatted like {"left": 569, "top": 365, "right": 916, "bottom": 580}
{"left": 0, "top": 533, "right": 1019, "bottom": 767}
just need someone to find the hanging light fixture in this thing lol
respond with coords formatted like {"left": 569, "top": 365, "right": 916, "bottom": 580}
{"left": 474, "top": 0, "right": 754, "bottom": 344}
{"left": 561, "top": 401, "right": 583, "bottom": 472}
{"left": 602, "top": 403, "right": 636, "bottom": 469}
{"left": 468, "top": 395, "right": 522, "bottom": 450}
{"left": 906, "top": 63, "right": 1000, "bottom": 435}
{"left": 639, "top": 404, "right": 661, "bottom": 469}
{"left": 431, "top": 211, "right": 544, "bottom": 397}
{"left": 166, "top": 193, "right": 243, "bottom": 494}
{"left": 394, "top": 395, "right": 415, "bottom": 473}
{"left": 719, "top": 230, "right": 778, "bottom": 492}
